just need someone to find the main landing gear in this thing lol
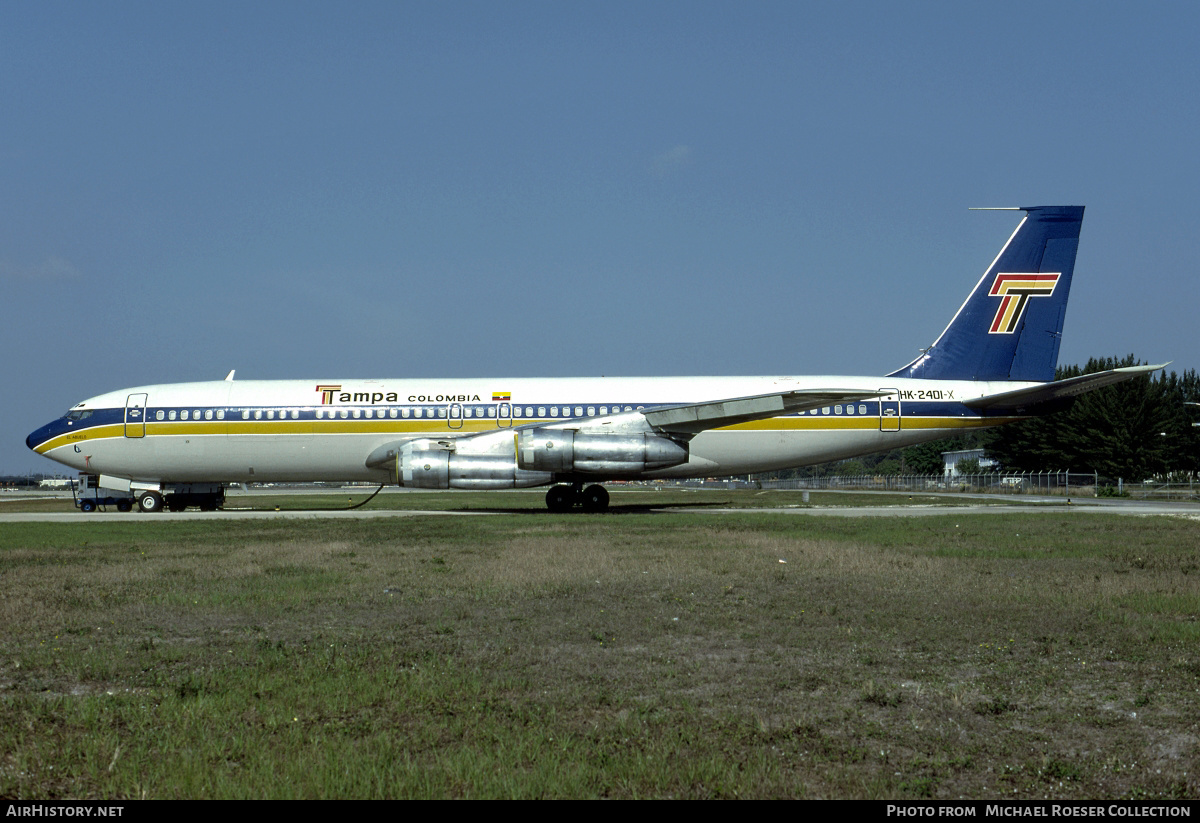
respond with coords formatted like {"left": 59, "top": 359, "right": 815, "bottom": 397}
{"left": 545, "top": 483, "right": 610, "bottom": 512}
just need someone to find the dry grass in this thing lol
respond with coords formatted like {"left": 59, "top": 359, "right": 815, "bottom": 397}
{"left": 0, "top": 510, "right": 1197, "bottom": 798}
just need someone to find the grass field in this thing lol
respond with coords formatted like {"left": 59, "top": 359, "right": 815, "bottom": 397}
{"left": 1, "top": 498, "right": 1197, "bottom": 798}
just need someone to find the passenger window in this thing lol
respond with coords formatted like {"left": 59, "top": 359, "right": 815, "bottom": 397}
{"left": 437, "top": 407, "right": 446, "bottom": 418}
{"left": 846, "top": 405, "right": 854, "bottom": 415}
{"left": 156, "top": 410, "right": 164, "bottom": 420}
{"left": 241, "top": 410, "right": 249, "bottom": 420}
{"left": 291, "top": 410, "right": 298, "bottom": 419}
{"left": 822, "top": 407, "right": 830, "bottom": 415}
{"left": 835, "top": 405, "right": 842, "bottom": 415}
{"left": 316, "top": 409, "right": 324, "bottom": 419}
{"left": 625, "top": 406, "right": 633, "bottom": 412}
{"left": 193, "top": 410, "right": 200, "bottom": 419}
{"left": 205, "top": 410, "right": 213, "bottom": 420}
{"left": 537, "top": 407, "right": 546, "bottom": 417}
{"left": 339, "top": 410, "right": 348, "bottom": 419}
{"left": 254, "top": 410, "right": 262, "bottom": 420}
{"left": 463, "top": 407, "right": 472, "bottom": 418}
{"left": 599, "top": 406, "right": 608, "bottom": 415}
{"left": 267, "top": 410, "right": 275, "bottom": 419}
{"left": 487, "top": 406, "right": 496, "bottom": 418}
{"left": 389, "top": 409, "right": 398, "bottom": 419}
{"left": 352, "top": 409, "right": 361, "bottom": 419}
{"left": 859, "top": 404, "right": 867, "bottom": 415}
{"left": 181, "top": 410, "right": 189, "bottom": 420}
{"left": 587, "top": 406, "right": 595, "bottom": 416}
{"left": 550, "top": 407, "right": 559, "bottom": 417}
{"left": 402, "top": 408, "right": 410, "bottom": 418}
{"left": 217, "top": 410, "right": 225, "bottom": 420}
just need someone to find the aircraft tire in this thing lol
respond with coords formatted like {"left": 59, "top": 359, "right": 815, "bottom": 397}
{"left": 545, "top": 485, "right": 575, "bottom": 512}
{"left": 580, "top": 484, "right": 609, "bottom": 512}
{"left": 138, "top": 491, "right": 164, "bottom": 513}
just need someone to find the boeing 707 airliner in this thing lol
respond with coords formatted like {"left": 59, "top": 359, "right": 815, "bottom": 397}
{"left": 27, "top": 206, "right": 1162, "bottom": 511}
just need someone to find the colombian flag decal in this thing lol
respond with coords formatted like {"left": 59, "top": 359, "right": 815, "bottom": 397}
{"left": 492, "top": 391, "right": 511, "bottom": 401}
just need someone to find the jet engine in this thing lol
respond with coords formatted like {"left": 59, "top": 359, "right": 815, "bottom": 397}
{"left": 515, "top": 428, "right": 688, "bottom": 475}
{"left": 397, "top": 440, "right": 551, "bottom": 490}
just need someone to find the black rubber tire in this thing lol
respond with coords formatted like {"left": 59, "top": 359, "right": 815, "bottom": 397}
{"left": 580, "top": 484, "right": 609, "bottom": 512}
{"left": 545, "top": 485, "right": 575, "bottom": 512}
{"left": 138, "top": 491, "right": 164, "bottom": 513}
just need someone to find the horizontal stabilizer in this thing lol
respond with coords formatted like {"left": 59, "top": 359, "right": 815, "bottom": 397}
{"left": 644, "top": 389, "right": 884, "bottom": 434}
{"left": 965, "top": 364, "right": 1167, "bottom": 412}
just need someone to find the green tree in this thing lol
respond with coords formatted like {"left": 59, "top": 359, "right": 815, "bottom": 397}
{"left": 874, "top": 458, "right": 903, "bottom": 475}
{"left": 985, "top": 357, "right": 1196, "bottom": 480}
{"left": 901, "top": 433, "right": 987, "bottom": 475}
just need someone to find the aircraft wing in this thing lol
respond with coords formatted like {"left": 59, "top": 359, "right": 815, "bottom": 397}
{"left": 640, "top": 389, "right": 886, "bottom": 435}
{"left": 964, "top": 364, "right": 1167, "bottom": 412}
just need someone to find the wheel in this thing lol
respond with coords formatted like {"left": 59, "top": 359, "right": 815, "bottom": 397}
{"left": 79, "top": 499, "right": 96, "bottom": 513}
{"left": 116, "top": 499, "right": 133, "bottom": 513}
{"left": 580, "top": 484, "right": 609, "bottom": 512}
{"left": 138, "top": 491, "right": 164, "bottom": 513}
{"left": 545, "top": 485, "right": 575, "bottom": 512}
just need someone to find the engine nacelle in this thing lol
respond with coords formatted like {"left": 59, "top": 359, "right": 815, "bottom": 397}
{"left": 515, "top": 429, "right": 689, "bottom": 475}
{"left": 399, "top": 442, "right": 450, "bottom": 489}
{"left": 398, "top": 440, "right": 551, "bottom": 490}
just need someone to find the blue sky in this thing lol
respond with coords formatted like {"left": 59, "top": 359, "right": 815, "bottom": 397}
{"left": 4, "top": 1, "right": 1198, "bottom": 474}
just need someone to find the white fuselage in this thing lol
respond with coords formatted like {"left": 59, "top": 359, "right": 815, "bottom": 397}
{"left": 29, "top": 375, "right": 1028, "bottom": 485}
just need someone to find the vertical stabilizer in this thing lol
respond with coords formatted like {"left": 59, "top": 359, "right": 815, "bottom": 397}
{"left": 888, "top": 206, "right": 1084, "bottom": 382}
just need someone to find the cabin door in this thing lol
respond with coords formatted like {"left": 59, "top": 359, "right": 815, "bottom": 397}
{"left": 125, "top": 393, "right": 148, "bottom": 438}
{"left": 878, "top": 389, "right": 901, "bottom": 432}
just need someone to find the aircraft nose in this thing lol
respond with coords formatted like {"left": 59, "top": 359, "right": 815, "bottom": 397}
{"left": 27, "top": 420, "right": 60, "bottom": 452}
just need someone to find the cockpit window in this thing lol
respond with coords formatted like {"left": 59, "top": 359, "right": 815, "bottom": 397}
{"left": 65, "top": 410, "right": 93, "bottom": 421}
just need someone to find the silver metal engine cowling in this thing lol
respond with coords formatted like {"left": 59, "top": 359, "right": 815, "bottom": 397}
{"left": 399, "top": 442, "right": 450, "bottom": 489}
{"left": 515, "top": 429, "right": 688, "bottom": 475}
{"left": 397, "top": 440, "right": 551, "bottom": 490}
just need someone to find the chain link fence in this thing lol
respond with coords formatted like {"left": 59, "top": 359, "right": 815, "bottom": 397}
{"left": 669, "top": 472, "right": 1200, "bottom": 500}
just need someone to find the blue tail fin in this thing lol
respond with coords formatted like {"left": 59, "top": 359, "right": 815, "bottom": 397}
{"left": 888, "top": 206, "right": 1084, "bottom": 382}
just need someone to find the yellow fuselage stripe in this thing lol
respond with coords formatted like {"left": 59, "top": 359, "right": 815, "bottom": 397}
{"left": 36, "top": 415, "right": 1019, "bottom": 454}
